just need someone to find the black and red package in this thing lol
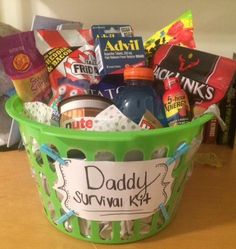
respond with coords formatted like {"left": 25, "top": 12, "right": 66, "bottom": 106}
{"left": 152, "top": 44, "right": 236, "bottom": 115}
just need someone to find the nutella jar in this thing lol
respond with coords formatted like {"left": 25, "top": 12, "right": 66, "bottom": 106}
{"left": 59, "top": 95, "right": 113, "bottom": 130}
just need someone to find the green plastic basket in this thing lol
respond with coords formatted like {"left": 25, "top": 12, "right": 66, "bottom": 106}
{"left": 6, "top": 95, "right": 212, "bottom": 244}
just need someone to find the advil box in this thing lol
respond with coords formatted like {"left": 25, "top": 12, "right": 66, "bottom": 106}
{"left": 95, "top": 36, "right": 146, "bottom": 76}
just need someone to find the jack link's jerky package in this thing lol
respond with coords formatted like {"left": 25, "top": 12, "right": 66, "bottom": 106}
{"left": 34, "top": 29, "right": 100, "bottom": 106}
{"left": 0, "top": 31, "right": 51, "bottom": 102}
{"left": 152, "top": 44, "right": 236, "bottom": 114}
{"left": 144, "top": 10, "right": 196, "bottom": 65}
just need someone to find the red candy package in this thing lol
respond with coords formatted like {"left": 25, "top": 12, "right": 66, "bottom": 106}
{"left": 152, "top": 44, "right": 236, "bottom": 114}
{"left": 144, "top": 10, "right": 196, "bottom": 65}
{"left": 34, "top": 29, "right": 100, "bottom": 106}
{"left": 0, "top": 31, "right": 51, "bottom": 102}
{"left": 167, "top": 21, "right": 195, "bottom": 48}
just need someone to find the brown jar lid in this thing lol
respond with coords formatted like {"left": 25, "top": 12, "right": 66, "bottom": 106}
{"left": 59, "top": 94, "right": 113, "bottom": 114}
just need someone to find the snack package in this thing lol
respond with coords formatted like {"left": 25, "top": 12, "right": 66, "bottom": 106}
{"left": 0, "top": 31, "right": 52, "bottom": 102}
{"left": 90, "top": 74, "right": 124, "bottom": 100}
{"left": 144, "top": 10, "right": 196, "bottom": 64}
{"left": 152, "top": 44, "right": 236, "bottom": 114}
{"left": 34, "top": 29, "right": 99, "bottom": 106}
{"left": 57, "top": 22, "right": 83, "bottom": 30}
{"left": 91, "top": 25, "right": 133, "bottom": 39}
{"left": 31, "top": 15, "right": 83, "bottom": 31}
{"left": 139, "top": 110, "right": 163, "bottom": 129}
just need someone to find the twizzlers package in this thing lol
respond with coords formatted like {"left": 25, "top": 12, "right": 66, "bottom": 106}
{"left": 152, "top": 44, "right": 236, "bottom": 113}
{"left": 34, "top": 29, "right": 100, "bottom": 105}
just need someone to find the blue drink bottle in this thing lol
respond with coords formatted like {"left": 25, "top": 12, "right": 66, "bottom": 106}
{"left": 114, "top": 67, "right": 166, "bottom": 125}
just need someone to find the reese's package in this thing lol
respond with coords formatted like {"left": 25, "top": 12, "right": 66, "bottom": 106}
{"left": 152, "top": 44, "right": 236, "bottom": 114}
{"left": 144, "top": 10, "right": 196, "bottom": 65}
{"left": 0, "top": 31, "right": 51, "bottom": 102}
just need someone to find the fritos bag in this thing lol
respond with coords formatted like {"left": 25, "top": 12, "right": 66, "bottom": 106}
{"left": 152, "top": 44, "right": 236, "bottom": 114}
{"left": 0, "top": 31, "right": 51, "bottom": 102}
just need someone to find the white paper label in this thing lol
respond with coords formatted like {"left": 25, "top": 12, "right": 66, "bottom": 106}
{"left": 54, "top": 158, "right": 175, "bottom": 221}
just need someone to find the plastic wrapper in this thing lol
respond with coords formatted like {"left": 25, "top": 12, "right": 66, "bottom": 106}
{"left": 139, "top": 110, "right": 163, "bottom": 129}
{"left": 90, "top": 74, "right": 124, "bottom": 100}
{"left": 34, "top": 29, "right": 99, "bottom": 107}
{"left": 31, "top": 15, "right": 83, "bottom": 30}
{"left": 23, "top": 101, "right": 142, "bottom": 132}
{"left": 144, "top": 10, "right": 196, "bottom": 64}
{"left": 23, "top": 101, "right": 59, "bottom": 126}
{"left": 92, "top": 105, "right": 143, "bottom": 131}
{"left": 152, "top": 44, "right": 236, "bottom": 114}
{"left": 0, "top": 31, "right": 51, "bottom": 102}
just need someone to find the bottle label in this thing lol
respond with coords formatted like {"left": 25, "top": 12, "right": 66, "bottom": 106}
{"left": 163, "top": 93, "right": 190, "bottom": 126}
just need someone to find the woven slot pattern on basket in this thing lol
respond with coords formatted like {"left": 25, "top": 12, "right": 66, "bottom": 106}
{"left": 20, "top": 125, "right": 197, "bottom": 243}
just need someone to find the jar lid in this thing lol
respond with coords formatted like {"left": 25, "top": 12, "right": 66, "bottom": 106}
{"left": 124, "top": 67, "right": 154, "bottom": 81}
{"left": 59, "top": 94, "right": 113, "bottom": 114}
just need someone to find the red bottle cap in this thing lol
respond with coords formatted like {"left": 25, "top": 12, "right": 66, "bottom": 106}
{"left": 124, "top": 67, "right": 154, "bottom": 81}
{"left": 164, "top": 77, "right": 181, "bottom": 90}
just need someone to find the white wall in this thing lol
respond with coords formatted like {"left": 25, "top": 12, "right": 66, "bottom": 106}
{"left": 0, "top": 0, "right": 235, "bottom": 58}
